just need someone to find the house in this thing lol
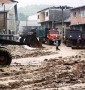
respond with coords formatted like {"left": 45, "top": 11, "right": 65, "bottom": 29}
{"left": 28, "top": 14, "right": 38, "bottom": 20}
{"left": 27, "top": 14, "right": 41, "bottom": 29}
{"left": 70, "top": 6, "right": 85, "bottom": 31}
{"left": 18, "top": 14, "right": 41, "bottom": 34}
{"left": 37, "top": 6, "right": 71, "bottom": 31}
{"left": 0, "top": 0, "right": 19, "bottom": 36}
{"left": 0, "top": 0, "right": 17, "bottom": 3}
{"left": 19, "top": 20, "right": 41, "bottom": 33}
{"left": 55, "top": 16, "right": 71, "bottom": 34}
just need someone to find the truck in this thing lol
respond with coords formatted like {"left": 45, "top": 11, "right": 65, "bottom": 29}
{"left": 0, "top": 29, "right": 40, "bottom": 66}
{"left": 38, "top": 28, "right": 60, "bottom": 45}
{"left": 63, "top": 29, "right": 85, "bottom": 48}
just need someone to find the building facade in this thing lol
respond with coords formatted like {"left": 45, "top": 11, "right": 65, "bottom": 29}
{"left": 37, "top": 6, "right": 70, "bottom": 30}
{"left": 71, "top": 6, "right": 85, "bottom": 31}
{"left": 0, "top": 0, "right": 19, "bottom": 36}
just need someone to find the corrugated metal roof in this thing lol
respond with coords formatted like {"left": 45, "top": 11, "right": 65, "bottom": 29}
{"left": 0, "top": 2, "right": 17, "bottom": 12}
{"left": 19, "top": 20, "right": 41, "bottom": 32}
{"left": 20, "top": 20, "right": 41, "bottom": 27}
{"left": 27, "top": 20, "right": 41, "bottom": 26}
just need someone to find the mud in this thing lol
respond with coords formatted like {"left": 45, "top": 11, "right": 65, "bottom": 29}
{"left": 6, "top": 45, "right": 57, "bottom": 59}
{"left": 0, "top": 44, "right": 85, "bottom": 90}
{"left": 0, "top": 57, "right": 85, "bottom": 90}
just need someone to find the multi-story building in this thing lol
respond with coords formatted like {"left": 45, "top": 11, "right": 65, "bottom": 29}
{"left": 71, "top": 6, "right": 85, "bottom": 31}
{"left": 37, "top": 6, "right": 70, "bottom": 30}
{"left": 0, "top": 0, "right": 19, "bottom": 36}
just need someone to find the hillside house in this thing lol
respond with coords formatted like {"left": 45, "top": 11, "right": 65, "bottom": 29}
{"left": 71, "top": 6, "right": 85, "bottom": 31}
{"left": 0, "top": 0, "right": 19, "bottom": 36}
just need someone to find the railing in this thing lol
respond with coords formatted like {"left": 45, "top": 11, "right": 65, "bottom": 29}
{"left": 0, "top": 34, "right": 16, "bottom": 41}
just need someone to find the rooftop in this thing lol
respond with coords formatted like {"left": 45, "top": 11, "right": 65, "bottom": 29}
{"left": 0, "top": 0, "right": 17, "bottom": 4}
{"left": 37, "top": 6, "right": 58, "bottom": 13}
{"left": 71, "top": 5, "right": 85, "bottom": 10}
{"left": 37, "top": 6, "right": 72, "bottom": 13}
{"left": 0, "top": 2, "right": 17, "bottom": 12}
{"left": 20, "top": 20, "right": 41, "bottom": 27}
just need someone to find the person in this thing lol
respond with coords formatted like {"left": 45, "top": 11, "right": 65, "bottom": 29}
{"left": 55, "top": 35, "right": 61, "bottom": 50}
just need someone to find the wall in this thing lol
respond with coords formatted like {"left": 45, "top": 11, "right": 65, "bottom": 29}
{"left": 45, "top": 10, "right": 49, "bottom": 21}
{"left": 0, "top": 13, "right": 5, "bottom": 31}
{"left": 71, "top": 7, "right": 85, "bottom": 25}
{"left": 38, "top": 12, "right": 45, "bottom": 22}
{"left": 7, "top": 7, "right": 17, "bottom": 35}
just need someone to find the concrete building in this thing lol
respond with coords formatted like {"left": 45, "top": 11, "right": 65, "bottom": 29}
{"left": 0, "top": 0, "right": 19, "bottom": 36}
{"left": 71, "top": 6, "right": 85, "bottom": 31}
{"left": 37, "top": 6, "right": 70, "bottom": 30}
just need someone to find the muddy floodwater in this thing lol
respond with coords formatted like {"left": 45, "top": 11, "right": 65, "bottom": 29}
{"left": 0, "top": 44, "right": 85, "bottom": 90}
{"left": 11, "top": 44, "right": 81, "bottom": 65}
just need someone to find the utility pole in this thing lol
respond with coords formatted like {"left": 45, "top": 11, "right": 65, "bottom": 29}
{"left": 26, "top": 16, "right": 28, "bottom": 26}
{"left": 61, "top": 6, "right": 64, "bottom": 40}
{"left": 59, "top": 6, "right": 71, "bottom": 40}
{"left": 52, "top": 9, "right": 54, "bottom": 28}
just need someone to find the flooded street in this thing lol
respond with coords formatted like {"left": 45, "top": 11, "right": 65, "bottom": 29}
{"left": 0, "top": 0, "right": 85, "bottom": 89}
{"left": 12, "top": 44, "right": 82, "bottom": 65}
{"left": 0, "top": 44, "right": 85, "bottom": 90}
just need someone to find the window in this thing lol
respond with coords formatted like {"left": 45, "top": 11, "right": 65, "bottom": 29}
{"left": 80, "top": 10, "right": 85, "bottom": 17}
{"left": 46, "top": 12, "right": 48, "bottom": 17}
{"left": 38, "top": 15, "right": 39, "bottom": 19}
{"left": 72, "top": 11, "right": 76, "bottom": 17}
{"left": 48, "top": 30, "right": 59, "bottom": 34}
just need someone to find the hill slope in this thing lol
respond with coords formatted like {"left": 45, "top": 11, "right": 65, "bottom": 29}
{"left": 18, "top": 5, "right": 52, "bottom": 20}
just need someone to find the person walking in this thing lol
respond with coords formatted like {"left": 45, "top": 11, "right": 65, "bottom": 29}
{"left": 55, "top": 35, "right": 61, "bottom": 50}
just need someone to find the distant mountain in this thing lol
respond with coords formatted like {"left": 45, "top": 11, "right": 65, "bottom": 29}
{"left": 18, "top": 5, "right": 53, "bottom": 20}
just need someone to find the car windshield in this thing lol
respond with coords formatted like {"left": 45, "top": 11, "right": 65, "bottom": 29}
{"left": 48, "top": 31, "right": 59, "bottom": 34}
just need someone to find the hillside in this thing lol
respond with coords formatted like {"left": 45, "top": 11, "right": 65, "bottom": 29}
{"left": 18, "top": 5, "right": 52, "bottom": 20}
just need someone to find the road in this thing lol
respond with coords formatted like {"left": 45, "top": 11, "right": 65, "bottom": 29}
{"left": 12, "top": 43, "right": 83, "bottom": 65}
{"left": 0, "top": 44, "right": 85, "bottom": 90}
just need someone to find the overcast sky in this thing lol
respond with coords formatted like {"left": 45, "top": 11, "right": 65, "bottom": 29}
{"left": 17, "top": 0, "right": 85, "bottom": 7}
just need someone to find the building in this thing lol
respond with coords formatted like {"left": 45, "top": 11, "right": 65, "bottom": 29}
{"left": 37, "top": 6, "right": 71, "bottom": 30}
{"left": 27, "top": 14, "right": 41, "bottom": 29}
{"left": 71, "top": 6, "right": 85, "bottom": 31}
{"left": 18, "top": 14, "right": 41, "bottom": 34}
{"left": 0, "top": 0, "right": 19, "bottom": 36}
{"left": 0, "top": 0, "right": 16, "bottom": 3}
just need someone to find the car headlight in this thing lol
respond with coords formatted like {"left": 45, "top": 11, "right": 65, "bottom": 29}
{"left": 69, "top": 35, "right": 72, "bottom": 38}
{"left": 78, "top": 35, "right": 81, "bottom": 38}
